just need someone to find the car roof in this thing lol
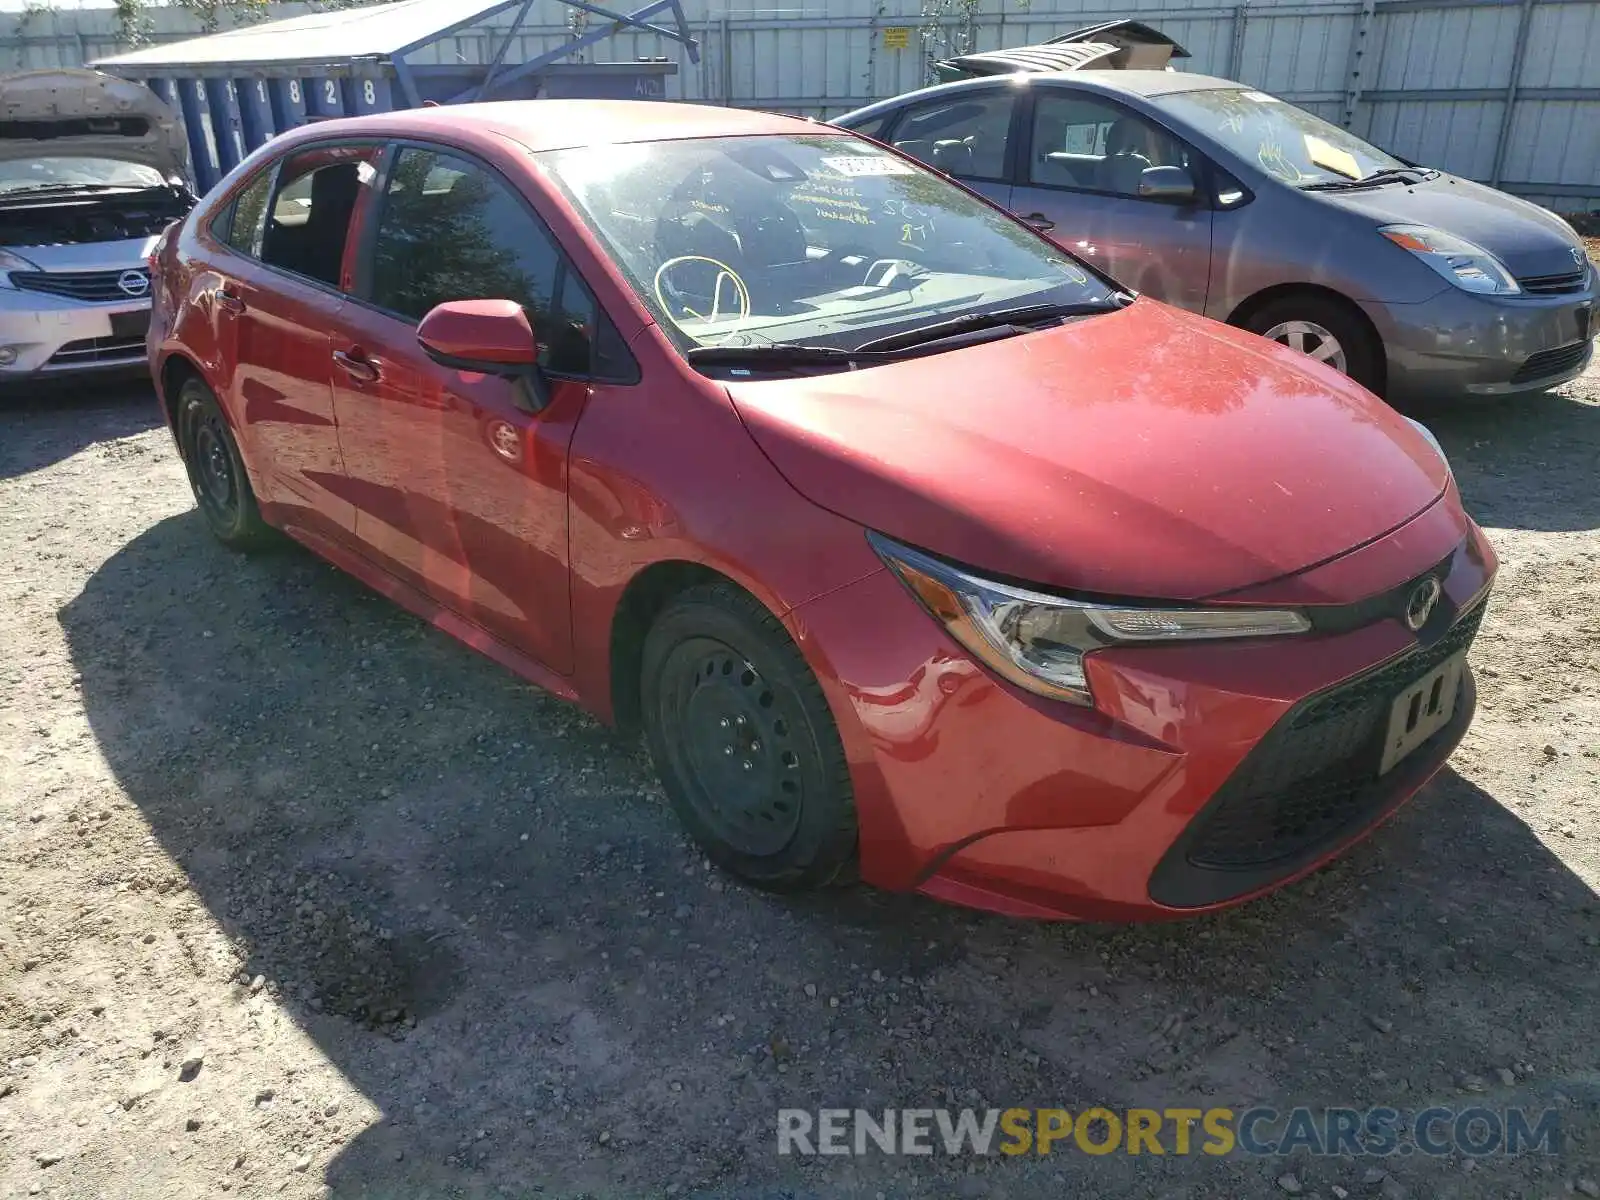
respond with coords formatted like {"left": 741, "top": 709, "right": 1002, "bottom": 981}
{"left": 284, "top": 99, "right": 821, "bottom": 155}
{"left": 838, "top": 69, "right": 1243, "bottom": 122}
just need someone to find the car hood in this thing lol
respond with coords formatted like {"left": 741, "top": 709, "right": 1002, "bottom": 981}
{"left": 1321, "top": 172, "right": 1586, "bottom": 281}
{"left": 726, "top": 300, "right": 1450, "bottom": 600}
{"left": 0, "top": 68, "right": 187, "bottom": 178}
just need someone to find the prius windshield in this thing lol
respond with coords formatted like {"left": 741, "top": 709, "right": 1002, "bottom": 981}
{"left": 540, "top": 134, "right": 1115, "bottom": 353}
{"left": 1153, "top": 87, "right": 1407, "bottom": 185}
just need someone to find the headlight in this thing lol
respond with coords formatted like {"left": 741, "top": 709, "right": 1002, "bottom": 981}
{"left": 870, "top": 533, "right": 1311, "bottom": 707}
{"left": 1404, "top": 416, "right": 1451, "bottom": 477}
{"left": 1379, "top": 224, "right": 1520, "bottom": 295}
{"left": 0, "top": 249, "right": 39, "bottom": 289}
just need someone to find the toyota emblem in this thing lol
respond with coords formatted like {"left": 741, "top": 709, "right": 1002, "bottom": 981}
{"left": 117, "top": 269, "right": 150, "bottom": 298}
{"left": 1404, "top": 577, "right": 1442, "bottom": 631}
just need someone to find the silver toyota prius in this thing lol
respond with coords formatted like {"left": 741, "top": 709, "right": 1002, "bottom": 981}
{"left": 836, "top": 70, "right": 1596, "bottom": 403}
{"left": 0, "top": 69, "right": 196, "bottom": 382}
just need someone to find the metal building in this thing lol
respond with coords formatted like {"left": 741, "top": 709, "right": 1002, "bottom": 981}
{"left": 90, "top": 0, "right": 699, "bottom": 191}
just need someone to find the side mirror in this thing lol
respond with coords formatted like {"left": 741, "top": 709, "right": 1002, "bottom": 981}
{"left": 1138, "top": 165, "right": 1198, "bottom": 204}
{"left": 417, "top": 299, "right": 548, "bottom": 409}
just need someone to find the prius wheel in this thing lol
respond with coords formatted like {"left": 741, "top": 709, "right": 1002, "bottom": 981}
{"left": 176, "top": 377, "right": 274, "bottom": 551}
{"left": 1243, "top": 293, "right": 1383, "bottom": 395}
{"left": 641, "top": 582, "right": 857, "bottom": 891}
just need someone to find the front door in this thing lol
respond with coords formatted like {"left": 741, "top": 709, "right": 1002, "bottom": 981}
{"left": 1009, "top": 87, "right": 1213, "bottom": 312}
{"left": 328, "top": 145, "right": 617, "bottom": 675}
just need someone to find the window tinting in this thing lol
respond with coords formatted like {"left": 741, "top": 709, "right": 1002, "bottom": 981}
{"left": 370, "top": 147, "right": 614, "bottom": 376}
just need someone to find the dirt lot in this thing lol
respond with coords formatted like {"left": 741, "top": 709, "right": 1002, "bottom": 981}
{"left": 2, "top": 342, "right": 1598, "bottom": 1200}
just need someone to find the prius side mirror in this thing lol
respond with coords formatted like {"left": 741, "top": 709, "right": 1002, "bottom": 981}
{"left": 417, "top": 299, "right": 548, "bottom": 411}
{"left": 1139, "top": 165, "right": 1198, "bottom": 204}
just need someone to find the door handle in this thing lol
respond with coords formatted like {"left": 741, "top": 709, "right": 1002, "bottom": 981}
{"left": 1021, "top": 212, "right": 1056, "bottom": 232}
{"left": 216, "top": 287, "right": 246, "bottom": 314}
{"left": 332, "top": 348, "right": 380, "bottom": 383}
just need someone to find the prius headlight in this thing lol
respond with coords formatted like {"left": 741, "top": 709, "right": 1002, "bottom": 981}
{"left": 1379, "top": 224, "right": 1520, "bottom": 295}
{"left": 870, "top": 533, "right": 1311, "bottom": 706}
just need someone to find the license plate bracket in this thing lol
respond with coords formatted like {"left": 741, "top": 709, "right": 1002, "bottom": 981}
{"left": 1379, "top": 652, "right": 1466, "bottom": 775}
{"left": 111, "top": 310, "right": 150, "bottom": 340}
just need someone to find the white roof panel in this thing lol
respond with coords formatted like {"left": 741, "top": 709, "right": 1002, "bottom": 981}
{"left": 93, "top": 0, "right": 512, "bottom": 70}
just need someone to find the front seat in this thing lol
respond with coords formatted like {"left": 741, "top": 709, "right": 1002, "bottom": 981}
{"left": 930, "top": 138, "right": 976, "bottom": 177}
{"left": 1099, "top": 118, "right": 1154, "bottom": 196}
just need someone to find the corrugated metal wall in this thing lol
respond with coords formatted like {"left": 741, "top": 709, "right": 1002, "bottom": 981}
{"left": 4, "top": 0, "right": 1597, "bottom": 209}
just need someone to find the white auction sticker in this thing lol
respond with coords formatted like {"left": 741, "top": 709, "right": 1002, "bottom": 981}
{"left": 821, "top": 154, "right": 917, "bottom": 177}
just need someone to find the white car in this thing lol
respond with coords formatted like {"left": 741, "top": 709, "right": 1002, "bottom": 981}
{"left": 0, "top": 68, "right": 195, "bottom": 381}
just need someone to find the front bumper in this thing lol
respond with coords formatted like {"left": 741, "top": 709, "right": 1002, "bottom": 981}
{"left": 1362, "top": 277, "right": 1595, "bottom": 402}
{"left": 0, "top": 288, "right": 151, "bottom": 379}
{"left": 786, "top": 507, "right": 1496, "bottom": 922}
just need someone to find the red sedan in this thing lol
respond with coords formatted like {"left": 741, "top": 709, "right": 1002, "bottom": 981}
{"left": 147, "top": 100, "right": 1495, "bottom": 921}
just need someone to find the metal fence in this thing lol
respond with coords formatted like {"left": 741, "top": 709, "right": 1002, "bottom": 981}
{"left": 5, "top": 0, "right": 1598, "bottom": 210}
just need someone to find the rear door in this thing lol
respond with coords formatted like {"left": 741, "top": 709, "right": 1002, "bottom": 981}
{"left": 1008, "top": 84, "right": 1213, "bottom": 311}
{"left": 206, "top": 143, "right": 381, "bottom": 543}
{"left": 876, "top": 86, "right": 1020, "bottom": 209}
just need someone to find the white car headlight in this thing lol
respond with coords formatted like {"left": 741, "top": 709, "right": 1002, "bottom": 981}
{"left": 0, "top": 249, "right": 40, "bottom": 289}
{"left": 1380, "top": 224, "right": 1520, "bottom": 295}
{"left": 870, "top": 533, "right": 1310, "bottom": 706}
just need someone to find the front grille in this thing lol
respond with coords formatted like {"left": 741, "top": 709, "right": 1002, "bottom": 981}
{"left": 1516, "top": 269, "right": 1588, "bottom": 295}
{"left": 44, "top": 335, "right": 146, "bottom": 366}
{"left": 9, "top": 268, "right": 150, "bottom": 303}
{"left": 1180, "top": 601, "right": 1486, "bottom": 874}
{"left": 1510, "top": 340, "right": 1591, "bottom": 384}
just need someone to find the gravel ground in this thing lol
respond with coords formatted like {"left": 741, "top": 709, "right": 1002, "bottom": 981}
{"left": 2, "top": 342, "right": 1598, "bottom": 1200}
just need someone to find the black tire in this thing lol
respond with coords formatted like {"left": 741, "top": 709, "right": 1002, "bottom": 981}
{"left": 640, "top": 582, "right": 857, "bottom": 891}
{"left": 174, "top": 376, "right": 275, "bottom": 551}
{"left": 1241, "top": 292, "right": 1385, "bottom": 396}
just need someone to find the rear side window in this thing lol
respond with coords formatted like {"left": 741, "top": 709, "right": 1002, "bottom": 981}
{"left": 368, "top": 146, "right": 632, "bottom": 379}
{"left": 257, "top": 145, "right": 379, "bottom": 287}
{"left": 219, "top": 169, "right": 274, "bottom": 256}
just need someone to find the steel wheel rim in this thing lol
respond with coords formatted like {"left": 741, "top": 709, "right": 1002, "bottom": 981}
{"left": 192, "top": 413, "right": 237, "bottom": 517}
{"left": 659, "top": 637, "right": 804, "bottom": 856}
{"left": 1263, "top": 319, "right": 1348, "bottom": 374}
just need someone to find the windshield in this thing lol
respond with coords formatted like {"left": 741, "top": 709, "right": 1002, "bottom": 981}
{"left": 539, "top": 134, "right": 1116, "bottom": 353}
{"left": 1153, "top": 88, "right": 1406, "bottom": 185}
{"left": 0, "top": 156, "right": 166, "bottom": 196}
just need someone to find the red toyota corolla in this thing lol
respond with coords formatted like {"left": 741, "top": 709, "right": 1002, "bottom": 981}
{"left": 147, "top": 100, "right": 1495, "bottom": 921}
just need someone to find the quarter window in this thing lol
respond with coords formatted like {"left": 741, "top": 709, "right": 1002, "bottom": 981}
{"left": 217, "top": 169, "right": 273, "bottom": 255}
{"left": 1028, "top": 93, "right": 1192, "bottom": 197}
{"left": 368, "top": 147, "right": 618, "bottom": 377}
{"left": 886, "top": 92, "right": 1013, "bottom": 181}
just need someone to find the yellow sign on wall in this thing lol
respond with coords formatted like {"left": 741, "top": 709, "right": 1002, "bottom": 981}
{"left": 881, "top": 26, "right": 911, "bottom": 49}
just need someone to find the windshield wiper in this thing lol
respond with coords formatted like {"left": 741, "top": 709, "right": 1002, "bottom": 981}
{"left": 1300, "top": 166, "right": 1439, "bottom": 191}
{"left": 852, "top": 297, "right": 1130, "bottom": 355}
{"left": 685, "top": 343, "right": 898, "bottom": 369}
{"left": 0, "top": 182, "right": 147, "bottom": 198}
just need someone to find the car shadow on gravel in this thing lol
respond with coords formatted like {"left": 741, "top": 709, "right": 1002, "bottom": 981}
{"left": 0, "top": 376, "right": 165, "bottom": 480}
{"left": 62, "top": 511, "right": 1600, "bottom": 1199}
{"left": 1421, "top": 385, "right": 1600, "bottom": 533}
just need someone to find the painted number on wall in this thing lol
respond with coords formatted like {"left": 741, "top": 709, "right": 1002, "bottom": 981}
{"left": 288, "top": 79, "right": 302, "bottom": 103}
{"left": 324, "top": 80, "right": 338, "bottom": 105}
{"left": 364, "top": 80, "right": 376, "bottom": 104}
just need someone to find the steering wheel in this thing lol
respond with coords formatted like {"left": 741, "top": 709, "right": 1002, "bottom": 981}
{"left": 653, "top": 255, "right": 752, "bottom": 345}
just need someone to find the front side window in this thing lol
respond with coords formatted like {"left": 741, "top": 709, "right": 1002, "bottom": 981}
{"left": 1153, "top": 87, "right": 1405, "bottom": 186}
{"left": 1029, "top": 93, "right": 1193, "bottom": 196}
{"left": 541, "top": 134, "right": 1117, "bottom": 355}
{"left": 258, "top": 145, "right": 379, "bottom": 287}
{"left": 886, "top": 92, "right": 1013, "bottom": 180}
{"left": 368, "top": 147, "right": 607, "bottom": 376}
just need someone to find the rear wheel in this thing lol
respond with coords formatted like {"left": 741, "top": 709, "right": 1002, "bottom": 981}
{"left": 640, "top": 582, "right": 857, "bottom": 891}
{"left": 1241, "top": 293, "right": 1384, "bottom": 396}
{"left": 175, "top": 376, "right": 275, "bottom": 551}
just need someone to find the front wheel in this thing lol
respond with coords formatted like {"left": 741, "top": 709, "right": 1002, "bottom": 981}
{"left": 640, "top": 582, "right": 858, "bottom": 891}
{"left": 1241, "top": 293, "right": 1384, "bottom": 396}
